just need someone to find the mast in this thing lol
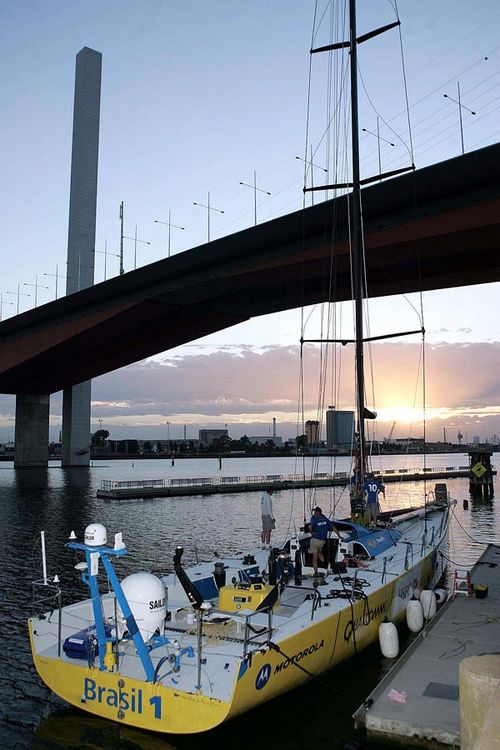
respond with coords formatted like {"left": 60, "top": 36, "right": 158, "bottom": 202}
{"left": 348, "top": 0, "right": 367, "bottom": 494}
{"left": 307, "top": 2, "right": 405, "bottom": 516}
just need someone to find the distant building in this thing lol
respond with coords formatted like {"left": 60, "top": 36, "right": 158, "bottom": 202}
{"left": 326, "top": 408, "right": 354, "bottom": 451}
{"left": 199, "top": 429, "right": 228, "bottom": 447}
{"left": 248, "top": 436, "right": 283, "bottom": 446}
{"left": 305, "top": 420, "right": 320, "bottom": 446}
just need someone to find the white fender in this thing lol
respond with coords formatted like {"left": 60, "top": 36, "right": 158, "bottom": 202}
{"left": 434, "top": 588, "right": 447, "bottom": 605}
{"left": 379, "top": 619, "right": 399, "bottom": 658}
{"left": 406, "top": 597, "right": 424, "bottom": 633}
{"left": 420, "top": 589, "right": 437, "bottom": 619}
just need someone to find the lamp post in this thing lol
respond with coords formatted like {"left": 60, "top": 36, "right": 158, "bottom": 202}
{"left": 0, "top": 292, "right": 14, "bottom": 321}
{"left": 43, "top": 264, "right": 69, "bottom": 299}
{"left": 65, "top": 259, "right": 94, "bottom": 290}
{"left": 119, "top": 201, "right": 125, "bottom": 275}
{"left": 239, "top": 170, "right": 271, "bottom": 225}
{"left": 95, "top": 241, "right": 120, "bottom": 280}
{"left": 443, "top": 82, "right": 476, "bottom": 155}
{"left": 193, "top": 192, "right": 224, "bottom": 242}
{"left": 123, "top": 226, "right": 151, "bottom": 270}
{"left": 23, "top": 274, "right": 50, "bottom": 308}
{"left": 154, "top": 211, "right": 185, "bottom": 257}
{"left": 6, "top": 284, "right": 31, "bottom": 314}
{"left": 362, "top": 117, "right": 395, "bottom": 179}
{"left": 296, "top": 150, "right": 328, "bottom": 205}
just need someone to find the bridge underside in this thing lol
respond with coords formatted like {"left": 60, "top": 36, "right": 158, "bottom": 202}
{"left": 1, "top": 143, "right": 500, "bottom": 396}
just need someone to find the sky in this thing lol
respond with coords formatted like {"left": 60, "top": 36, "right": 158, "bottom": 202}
{"left": 1, "top": 1, "right": 500, "bottom": 444}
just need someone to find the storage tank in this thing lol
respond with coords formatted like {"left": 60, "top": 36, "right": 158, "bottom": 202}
{"left": 326, "top": 408, "right": 354, "bottom": 451}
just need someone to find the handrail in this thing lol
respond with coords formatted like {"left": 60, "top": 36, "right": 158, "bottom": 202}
{"left": 100, "top": 464, "right": 472, "bottom": 492}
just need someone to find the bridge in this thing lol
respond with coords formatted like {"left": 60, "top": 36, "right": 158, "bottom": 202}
{"left": 2, "top": 143, "right": 500, "bottom": 461}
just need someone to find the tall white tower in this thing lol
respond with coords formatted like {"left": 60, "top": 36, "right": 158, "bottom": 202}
{"left": 62, "top": 47, "right": 102, "bottom": 466}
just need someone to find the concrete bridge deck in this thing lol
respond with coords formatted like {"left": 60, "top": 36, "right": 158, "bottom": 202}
{"left": 1, "top": 143, "right": 500, "bottom": 395}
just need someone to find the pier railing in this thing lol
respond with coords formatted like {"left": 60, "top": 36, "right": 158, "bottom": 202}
{"left": 99, "top": 465, "right": 471, "bottom": 493}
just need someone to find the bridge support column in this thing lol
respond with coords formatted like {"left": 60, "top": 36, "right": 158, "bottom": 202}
{"left": 62, "top": 382, "right": 91, "bottom": 466}
{"left": 14, "top": 395, "right": 50, "bottom": 467}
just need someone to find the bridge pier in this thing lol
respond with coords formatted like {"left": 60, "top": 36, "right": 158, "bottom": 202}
{"left": 62, "top": 382, "right": 91, "bottom": 466}
{"left": 14, "top": 395, "right": 50, "bottom": 467}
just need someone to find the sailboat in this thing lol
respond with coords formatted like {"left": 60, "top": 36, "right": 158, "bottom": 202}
{"left": 29, "top": 1, "right": 452, "bottom": 735}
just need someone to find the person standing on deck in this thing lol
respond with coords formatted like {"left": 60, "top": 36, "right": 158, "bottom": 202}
{"left": 261, "top": 488, "right": 275, "bottom": 549}
{"left": 309, "top": 507, "right": 340, "bottom": 574}
{"left": 363, "top": 474, "right": 385, "bottom": 527}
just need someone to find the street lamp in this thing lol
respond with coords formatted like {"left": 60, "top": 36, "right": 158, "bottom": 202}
{"left": 24, "top": 274, "right": 50, "bottom": 307}
{"left": 154, "top": 211, "right": 185, "bottom": 257}
{"left": 193, "top": 192, "right": 224, "bottom": 242}
{"left": 443, "top": 82, "right": 476, "bottom": 155}
{"left": 296, "top": 150, "right": 328, "bottom": 205}
{"left": 0, "top": 292, "right": 14, "bottom": 321}
{"left": 362, "top": 117, "right": 395, "bottom": 179}
{"left": 65, "top": 259, "right": 94, "bottom": 291}
{"left": 43, "top": 264, "right": 69, "bottom": 299}
{"left": 6, "top": 284, "right": 31, "bottom": 314}
{"left": 239, "top": 170, "right": 271, "bottom": 225}
{"left": 123, "top": 226, "right": 151, "bottom": 270}
{"left": 95, "top": 241, "right": 120, "bottom": 281}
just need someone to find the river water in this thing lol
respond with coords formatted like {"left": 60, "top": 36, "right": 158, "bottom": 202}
{"left": 1, "top": 454, "right": 498, "bottom": 749}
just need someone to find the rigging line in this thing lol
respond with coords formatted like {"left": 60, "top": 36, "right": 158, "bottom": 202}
{"left": 303, "top": 1, "right": 320, "bottom": 198}
{"left": 356, "top": 63, "right": 412, "bottom": 162}
{"left": 393, "top": 0, "right": 415, "bottom": 164}
{"left": 311, "top": 0, "right": 332, "bottom": 47}
{"left": 267, "top": 641, "right": 353, "bottom": 701}
{"left": 384, "top": 2, "right": 500, "bottom": 115}
{"left": 450, "top": 506, "right": 490, "bottom": 545}
{"left": 439, "top": 550, "right": 481, "bottom": 569}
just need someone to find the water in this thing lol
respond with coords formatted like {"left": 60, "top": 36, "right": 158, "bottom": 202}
{"left": 0, "top": 454, "right": 498, "bottom": 749}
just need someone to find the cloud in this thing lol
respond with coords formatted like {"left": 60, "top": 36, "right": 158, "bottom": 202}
{"left": 1, "top": 342, "right": 500, "bottom": 442}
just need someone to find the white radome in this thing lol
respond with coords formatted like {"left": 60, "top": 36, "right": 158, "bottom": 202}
{"left": 84, "top": 523, "right": 107, "bottom": 547}
{"left": 118, "top": 572, "right": 167, "bottom": 642}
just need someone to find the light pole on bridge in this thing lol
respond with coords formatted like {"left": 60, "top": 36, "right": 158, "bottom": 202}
{"left": 43, "top": 264, "right": 69, "bottom": 299}
{"left": 0, "top": 292, "right": 14, "bottom": 321}
{"left": 239, "top": 170, "right": 271, "bottom": 225}
{"left": 154, "top": 211, "right": 185, "bottom": 257}
{"left": 193, "top": 192, "right": 224, "bottom": 243}
{"left": 24, "top": 275, "right": 50, "bottom": 308}
{"left": 443, "top": 82, "right": 476, "bottom": 155}
{"left": 6, "top": 284, "right": 31, "bottom": 315}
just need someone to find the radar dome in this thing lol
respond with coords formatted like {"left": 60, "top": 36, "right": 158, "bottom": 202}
{"left": 84, "top": 523, "right": 107, "bottom": 547}
{"left": 118, "top": 572, "right": 166, "bottom": 642}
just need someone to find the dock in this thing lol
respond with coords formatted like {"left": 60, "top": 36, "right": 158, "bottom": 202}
{"left": 353, "top": 543, "right": 500, "bottom": 748}
{"left": 96, "top": 465, "right": 473, "bottom": 499}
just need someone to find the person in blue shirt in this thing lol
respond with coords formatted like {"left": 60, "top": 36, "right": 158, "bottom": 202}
{"left": 309, "top": 507, "right": 339, "bottom": 574}
{"left": 362, "top": 474, "right": 385, "bottom": 527}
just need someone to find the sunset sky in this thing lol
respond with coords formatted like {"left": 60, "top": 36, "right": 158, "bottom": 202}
{"left": 1, "top": 1, "right": 500, "bottom": 444}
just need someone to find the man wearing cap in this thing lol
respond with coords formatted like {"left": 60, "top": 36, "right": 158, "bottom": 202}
{"left": 309, "top": 507, "right": 339, "bottom": 574}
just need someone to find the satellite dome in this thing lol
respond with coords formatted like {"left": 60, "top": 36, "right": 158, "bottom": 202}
{"left": 118, "top": 572, "right": 167, "bottom": 642}
{"left": 84, "top": 523, "right": 107, "bottom": 547}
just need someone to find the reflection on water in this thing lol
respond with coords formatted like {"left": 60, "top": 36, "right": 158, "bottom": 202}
{"left": 0, "top": 455, "right": 498, "bottom": 749}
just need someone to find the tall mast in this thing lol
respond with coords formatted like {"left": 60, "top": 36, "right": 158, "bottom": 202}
{"left": 348, "top": 0, "right": 367, "bottom": 492}
{"left": 306, "top": 3, "right": 405, "bottom": 514}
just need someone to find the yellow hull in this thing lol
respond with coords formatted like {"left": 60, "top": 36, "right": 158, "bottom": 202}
{"left": 29, "top": 546, "right": 437, "bottom": 734}
{"left": 30, "top": 628, "right": 231, "bottom": 733}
